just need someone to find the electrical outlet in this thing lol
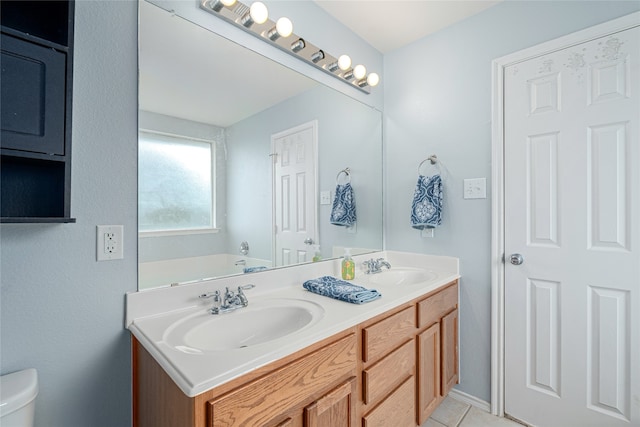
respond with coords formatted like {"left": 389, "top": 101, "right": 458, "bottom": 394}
{"left": 97, "top": 225, "right": 123, "bottom": 261}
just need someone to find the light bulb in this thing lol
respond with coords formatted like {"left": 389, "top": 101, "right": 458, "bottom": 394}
{"left": 366, "top": 72, "right": 380, "bottom": 87}
{"left": 207, "top": 0, "right": 235, "bottom": 12}
{"left": 337, "top": 55, "right": 351, "bottom": 71}
{"left": 249, "top": 1, "right": 268, "bottom": 24}
{"left": 353, "top": 64, "right": 366, "bottom": 80}
{"left": 276, "top": 17, "right": 293, "bottom": 38}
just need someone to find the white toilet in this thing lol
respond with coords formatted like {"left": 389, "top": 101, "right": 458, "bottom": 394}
{"left": 0, "top": 369, "right": 38, "bottom": 427}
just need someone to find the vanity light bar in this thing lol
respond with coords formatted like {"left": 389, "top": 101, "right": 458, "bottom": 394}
{"left": 199, "top": 0, "right": 379, "bottom": 94}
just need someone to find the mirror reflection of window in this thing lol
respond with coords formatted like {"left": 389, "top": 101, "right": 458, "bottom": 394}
{"left": 138, "top": 131, "right": 215, "bottom": 233}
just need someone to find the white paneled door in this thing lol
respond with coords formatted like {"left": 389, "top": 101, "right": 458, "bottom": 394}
{"left": 504, "top": 25, "right": 639, "bottom": 426}
{"left": 272, "top": 121, "right": 318, "bottom": 267}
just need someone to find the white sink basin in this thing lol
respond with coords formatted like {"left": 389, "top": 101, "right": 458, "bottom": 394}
{"left": 367, "top": 268, "right": 436, "bottom": 286}
{"left": 163, "top": 298, "right": 324, "bottom": 353}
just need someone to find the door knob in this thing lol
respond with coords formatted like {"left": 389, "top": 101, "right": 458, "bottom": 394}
{"left": 304, "top": 238, "right": 314, "bottom": 245}
{"left": 509, "top": 253, "right": 524, "bottom": 265}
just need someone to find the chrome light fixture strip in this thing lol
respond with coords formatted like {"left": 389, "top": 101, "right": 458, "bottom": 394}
{"left": 199, "top": 0, "right": 372, "bottom": 94}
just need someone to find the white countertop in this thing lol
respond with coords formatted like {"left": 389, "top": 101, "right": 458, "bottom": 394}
{"left": 127, "top": 250, "right": 460, "bottom": 397}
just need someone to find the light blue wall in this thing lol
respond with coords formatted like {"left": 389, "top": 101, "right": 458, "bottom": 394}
{"left": 383, "top": 1, "right": 640, "bottom": 403}
{"left": 0, "top": 2, "right": 138, "bottom": 426}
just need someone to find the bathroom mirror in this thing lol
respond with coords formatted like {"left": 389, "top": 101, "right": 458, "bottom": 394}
{"left": 138, "top": 0, "right": 383, "bottom": 290}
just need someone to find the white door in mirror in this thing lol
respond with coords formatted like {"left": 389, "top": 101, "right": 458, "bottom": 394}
{"left": 272, "top": 121, "right": 317, "bottom": 267}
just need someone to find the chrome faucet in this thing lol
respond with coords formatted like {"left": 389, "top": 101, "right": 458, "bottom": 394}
{"left": 199, "top": 284, "right": 255, "bottom": 314}
{"left": 362, "top": 258, "right": 392, "bottom": 274}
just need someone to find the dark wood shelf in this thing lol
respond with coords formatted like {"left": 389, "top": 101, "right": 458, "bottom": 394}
{"left": 1, "top": 217, "right": 76, "bottom": 224}
{"left": 1, "top": 148, "right": 67, "bottom": 162}
{"left": 1, "top": 1, "right": 75, "bottom": 223}
{"left": 0, "top": 25, "right": 69, "bottom": 52}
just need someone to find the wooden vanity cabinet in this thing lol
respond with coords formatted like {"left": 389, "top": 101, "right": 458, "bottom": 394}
{"left": 133, "top": 329, "right": 357, "bottom": 427}
{"left": 416, "top": 282, "right": 459, "bottom": 425}
{"left": 357, "top": 280, "right": 459, "bottom": 427}
{"left": 133, "top": 280, "right": 459, "bottom": 427}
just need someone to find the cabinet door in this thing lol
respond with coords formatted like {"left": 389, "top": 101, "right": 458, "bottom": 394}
{"left": 1, "top": 33, "right": 66, "bottom": 155}
{"left": 304, "top": 378, "right": 356, "bottom": 427}
{"left": 441, "top": 308, "right": 459, "bottom": 395}
{"left": 417, "top": 323, "right": 440, "bottom": 425}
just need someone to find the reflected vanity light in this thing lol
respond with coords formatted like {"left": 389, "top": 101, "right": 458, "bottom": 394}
{"left": 199, "top": 0, "right": 379, "bottom": 93}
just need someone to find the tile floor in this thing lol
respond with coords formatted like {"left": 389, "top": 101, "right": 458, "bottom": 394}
{"left": 421, "top": 396, "right": 525, "bottom": 427}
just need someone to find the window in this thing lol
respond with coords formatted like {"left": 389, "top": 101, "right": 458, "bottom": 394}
{"left": 139, "top": 131, "right": 215, "bottom": 233}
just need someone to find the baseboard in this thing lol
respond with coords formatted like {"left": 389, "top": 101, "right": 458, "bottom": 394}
{"left": 449, "top": 389, "right": 491, "bottom": 413}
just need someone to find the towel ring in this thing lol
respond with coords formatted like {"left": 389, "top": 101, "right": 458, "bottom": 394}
{"left": 336, "top": 168, "right": 351, "bottom": 184}
{"left": 418, "top": 155, "right": 438, "bottom": 175}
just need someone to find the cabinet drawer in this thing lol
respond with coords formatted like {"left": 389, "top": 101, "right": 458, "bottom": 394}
{"left": 208, "top": 333, "right": 356, "bottom": 426}
{"left": 418, "top": 282, "right": 458, "bottom": 329}
{"left": 362, "top": 376, "right": 415, "bottom": 427}
{"left": 363, "top": 339, "right": 414, "bottom": 404}
{"left": 362, "top": 306, "right": 416, "bottom": 362}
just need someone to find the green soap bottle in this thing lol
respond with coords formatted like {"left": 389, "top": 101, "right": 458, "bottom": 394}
{"left": 312, "top": 245, "right": 322, "bottom": 262}
{"left": 341, "top": 248, "right": 355, "bottom": 280}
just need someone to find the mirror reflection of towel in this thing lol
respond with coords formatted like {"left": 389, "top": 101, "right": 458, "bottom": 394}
{"left": 411, "top": 174, "right": 443, "bottom": 229}
{"left": 330, "top": 183, "right": 356, "bottom": 227}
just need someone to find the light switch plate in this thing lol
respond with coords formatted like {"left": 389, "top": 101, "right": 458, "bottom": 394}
{"left": 463, "top": 178, "right": 487, "bottom": 199}
{"left": 320, "top": 190, "right": 331, "bottom": 205}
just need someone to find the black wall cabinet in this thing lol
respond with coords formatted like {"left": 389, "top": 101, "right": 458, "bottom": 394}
{"left": 1, "top": 1, "right": 75, "bottom": 223}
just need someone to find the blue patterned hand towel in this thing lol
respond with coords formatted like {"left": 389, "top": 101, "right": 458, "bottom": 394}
{"left": 330, "top": 183, "right": 356, "bottom": 227}
{"left": 303, "top": 276, "right": 381, "bottom": 304}
{"left": 411, "top": 174, "right": 443, "bottom": 229}
{"left": 243, "top": 266, "right": 268, "bottom": 273}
